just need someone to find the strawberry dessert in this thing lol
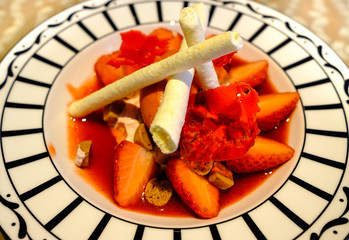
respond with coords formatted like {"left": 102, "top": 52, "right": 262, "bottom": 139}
{"left": 67, "top": 24, "right": 299, "bottom": 219}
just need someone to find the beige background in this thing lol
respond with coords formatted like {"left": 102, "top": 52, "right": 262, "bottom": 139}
{"left": 0, "top": 0, "right": 348, "bottom": 239}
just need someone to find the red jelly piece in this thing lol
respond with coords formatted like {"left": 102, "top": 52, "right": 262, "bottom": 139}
{"left": 108, "top": 30, "right": 169, "bottom": 69}
{"left": 180, "top": 82, "right": 260, "bottom": 162}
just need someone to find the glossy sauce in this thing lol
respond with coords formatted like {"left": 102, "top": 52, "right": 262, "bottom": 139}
{"left": 68, "top": 77, "right": 115, "bottom": 201}
{"left": 67, "top": 58, "right": 292, "bottom": 218}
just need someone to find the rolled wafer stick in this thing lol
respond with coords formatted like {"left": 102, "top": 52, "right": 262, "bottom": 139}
{"left": 149, "top": 70, "right": 194, "bottom": 153}
{"left": 180, "top": 6, "right": 219, "bottom": 90}
{"left": 69, "top": 31, "right": 242, "bottom": 117}
{"left": 193, "top": 2, "right": 208, "bottom": 30}
{"left": 150, "top": 3, "right": 208, "bottom": 154}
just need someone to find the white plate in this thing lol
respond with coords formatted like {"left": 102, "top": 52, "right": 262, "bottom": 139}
{"left": 0, "top": 0, "right": 349, "bottom": 239}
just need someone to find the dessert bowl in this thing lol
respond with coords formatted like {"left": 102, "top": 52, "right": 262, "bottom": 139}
{"left": 0, "top": 0, "right": 348, "bottom": 239}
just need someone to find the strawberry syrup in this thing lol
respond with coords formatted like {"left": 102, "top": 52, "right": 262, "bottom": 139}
{"left": 68, "top": 112, "right": 284, "bottom": 217}
{"left": 67, "top": 61, "right": 292, "bottom": 218}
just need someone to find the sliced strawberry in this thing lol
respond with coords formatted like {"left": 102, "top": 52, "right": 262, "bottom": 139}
{"left": 113, "top": 141, "right": 158, "bottom": 207}
{"left": 225, "top": 136, "right": 295, "bottom": 173}
{"left": 226, "top": 60, "right": 268, "bottom": 87}
{"left": 257, "top": 92, "right": 300, "bottom": 132}
{"left": 166, "top": 158, "right": 220, "bottom": 218}
{"left": 140, "top": 80, "right": 167, "bottom": 129}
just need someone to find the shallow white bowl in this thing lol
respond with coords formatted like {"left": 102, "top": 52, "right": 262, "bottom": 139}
{"left": 0, "top": 0, "right": 349, "bottom": 239}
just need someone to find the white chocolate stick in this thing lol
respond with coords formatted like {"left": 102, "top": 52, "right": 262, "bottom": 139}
{"left": 150, "top": 3, "right": 208, "bottom": 154}
{"left": 69, "top": 31, "right": 243, "bottom": 117}
{"left": 180, "top": 6, "right": 219, "bottom": 90}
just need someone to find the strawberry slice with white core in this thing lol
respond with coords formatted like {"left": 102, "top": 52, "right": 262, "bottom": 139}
{"left": 113, "top": 141, "right": 158, "bottom": 207}
{"left": 226, "top": 136, "right": 295, "bottom": 173}
{"left": 257, "top": 92, "right": 300, "bottom": 132}
{"left": 166, "top": 158, "right": 220, "bottom": 218}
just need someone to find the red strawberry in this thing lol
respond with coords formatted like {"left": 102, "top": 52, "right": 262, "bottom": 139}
{"left": 227, "top": 60, "right": 268, "bottom": 88}
{"left": 204, "top": 83, "right": 242, "bottom": 119}
{"left": 109, "top": 30, "right": 169, "bottom": 68}
{"left": 257, "top": 92, "right": 300, "bottom": 132}
{"left": 166, "top": 158, "right": 220, "bottom": 218}
{"left": 226, "top": 136, "right": 295, "bottom": 173}
{"left": 180, "top": 82, "right": 260, "bottom": 162}
{"left": 113, "top": 141, "right": 158, "bottom": 207}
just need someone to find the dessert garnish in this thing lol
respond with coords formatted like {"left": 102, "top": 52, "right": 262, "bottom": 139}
{"left": 179, "top": 5, "right": 219, "bottom": 90}
{"left": 150, "top": 3, "right": 219, "bottom": 154}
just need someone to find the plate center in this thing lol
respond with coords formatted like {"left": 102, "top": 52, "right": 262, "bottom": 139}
{"left": 43, "top": 23, "right": 305, "bottom": 228}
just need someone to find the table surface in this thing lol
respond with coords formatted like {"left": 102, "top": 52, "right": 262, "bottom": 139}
{"left": 0, "top": 0, "right": 348, "bottom": 239}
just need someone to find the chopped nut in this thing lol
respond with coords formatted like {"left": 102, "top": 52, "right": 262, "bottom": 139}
{"left": 208, "top": 162, "right": 234, "bottom": 190}
{"left": 103, "top": 100, "right": 126, "bottom": 126}
{"left": 75, "top": 140, "right": 92, "bottom": 168}
{"left": 134, "top": 123, "right": 153, "bottom": 150}
{"left": 185, "top": 160, "right": 214, "bottom": 176}
{"left": 145, "top": 178, "right": 173, "bottom": 206}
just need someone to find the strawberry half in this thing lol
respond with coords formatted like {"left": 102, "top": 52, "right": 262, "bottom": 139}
{"left": 257, "top": 92, "right": 300, "bottom": 132}
{"left": 227, "top": 60, "right": 268, "bottom": 88}
{"left": 225, "top": 136, "right": 295, "bottom": 173}
{"left": 113, "top": 141, "right": 158, "bottom": 207}
{"left": 166, "top": 158, "right": 220, "bottom": 218}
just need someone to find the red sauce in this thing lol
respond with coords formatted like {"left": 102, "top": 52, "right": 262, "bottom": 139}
{"left": 66, "top": 58, "right": 291, "bottom": 218}
{"left": 68, "top": 111, "right": 281, "bottom": 217}
{"left": 262, "top": 116, "right": 291, "bottom": 144}
{"left": 48, "top": 143, "right": 56, "bottom": 158}
{"left": 68, "top": 113, "right": 116, "bottom": 201}
{"left": 127, "top": 192, "right": 196, "bottom": 217}
{"left": 68, "top": 77, "right": 116, "bottom": 201}
{"left": 220, "top": 170, "right": 274, "bottom": 209}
